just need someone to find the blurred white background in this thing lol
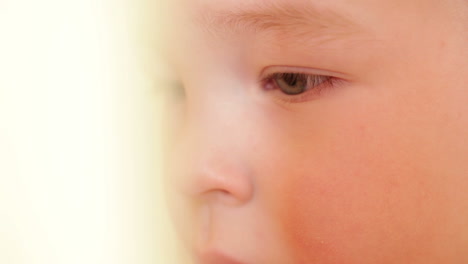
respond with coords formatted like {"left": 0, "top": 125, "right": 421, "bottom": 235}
{"left": 0, "top": 0, "right": 179, "bottom": 263}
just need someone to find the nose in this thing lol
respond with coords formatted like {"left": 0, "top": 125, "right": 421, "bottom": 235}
{"left": 166, "top": 126, "right": 255, "bottom": 255}
{"left": 186, "top": 151, "right": 254, "bottom": 205}
{"left": 169, "top": 103, "right": 255, "bottom": 206}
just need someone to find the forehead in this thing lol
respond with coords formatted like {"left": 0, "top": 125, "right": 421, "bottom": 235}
{"left": 170, "top": 0, "right": 374, "bottom": 44}
{"left": 166, "top": 0, "right": 376, "bottom": 63}
{"left": 166, "top": 0, "right": 445, "bottom": 57}
{"left": 176, "top": 0, "right": 386, "bottom": 18}
{"left": 183, "top": 0, "right": 316, "bottom": 9}
{"left": 172, "top": 0, "right": 438, "bottom": 31}
{"left": 179, "top": 0, "right": 352, "bottom": 20}
{"left": 169, "top": 0, "right": 404, "bottom": 44}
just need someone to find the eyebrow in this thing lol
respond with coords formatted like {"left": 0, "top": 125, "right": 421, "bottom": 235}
{"left": 195, "top": 2, "right": 365, "bottom": 41}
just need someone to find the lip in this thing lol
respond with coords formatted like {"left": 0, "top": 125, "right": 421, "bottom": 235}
{"left": 194, "top": 249, "right": 247, "bottom": 264}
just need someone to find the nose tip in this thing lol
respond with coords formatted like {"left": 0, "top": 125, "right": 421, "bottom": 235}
{"left": 184, "top": 157, "right": 254, "bottom": 205}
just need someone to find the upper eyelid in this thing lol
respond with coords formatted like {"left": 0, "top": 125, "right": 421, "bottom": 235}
{"left": 259, "top": 66, "right": 349, "bottom": 80}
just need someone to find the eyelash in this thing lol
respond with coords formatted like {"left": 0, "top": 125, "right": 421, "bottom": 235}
{"left": 261, "top": 72, "right": 339, "bottom": 103}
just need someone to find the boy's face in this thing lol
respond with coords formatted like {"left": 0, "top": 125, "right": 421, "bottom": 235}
{"left": 164, "top": 0, "right": 468, "bottom": 263}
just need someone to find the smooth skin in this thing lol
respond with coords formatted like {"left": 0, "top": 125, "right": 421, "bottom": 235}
{"left": 163, "top": 0, "right": 468, "bottom": 263}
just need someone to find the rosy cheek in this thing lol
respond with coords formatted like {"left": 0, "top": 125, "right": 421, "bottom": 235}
{"left": 269, "top": 116, "right": 446, "bottom": 264}
{"left": 276, "top": 161, "right": 368, "bottom": 264}
{"left": 264, "top": 113, "right": 397, "bottom": 263}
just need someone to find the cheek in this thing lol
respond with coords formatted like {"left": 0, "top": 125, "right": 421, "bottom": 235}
{"left": 274, "top": 139, "right": 389, "bottom": 263}
{"left": 263, "top": 106, "right": 448, "bottom": 263}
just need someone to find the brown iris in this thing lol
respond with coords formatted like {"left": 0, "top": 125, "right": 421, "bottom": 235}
{"left": 275, "top": 73, "right": 308, "bottom": 95}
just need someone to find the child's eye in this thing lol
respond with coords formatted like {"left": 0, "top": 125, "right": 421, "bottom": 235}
{"left": 273, "top": 73, "right": 331, "bottom": 95}
{"left": 261, "top": 71, "right": 338, "bottom": 103}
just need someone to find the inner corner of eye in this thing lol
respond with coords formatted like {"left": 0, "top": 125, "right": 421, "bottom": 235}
{"left": 261, "top": 77, "right": 277, "bottom": 91}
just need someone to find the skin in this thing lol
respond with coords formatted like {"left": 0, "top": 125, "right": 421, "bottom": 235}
{"left": 163, "top": 0, "right": 468, "bottom": 263}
